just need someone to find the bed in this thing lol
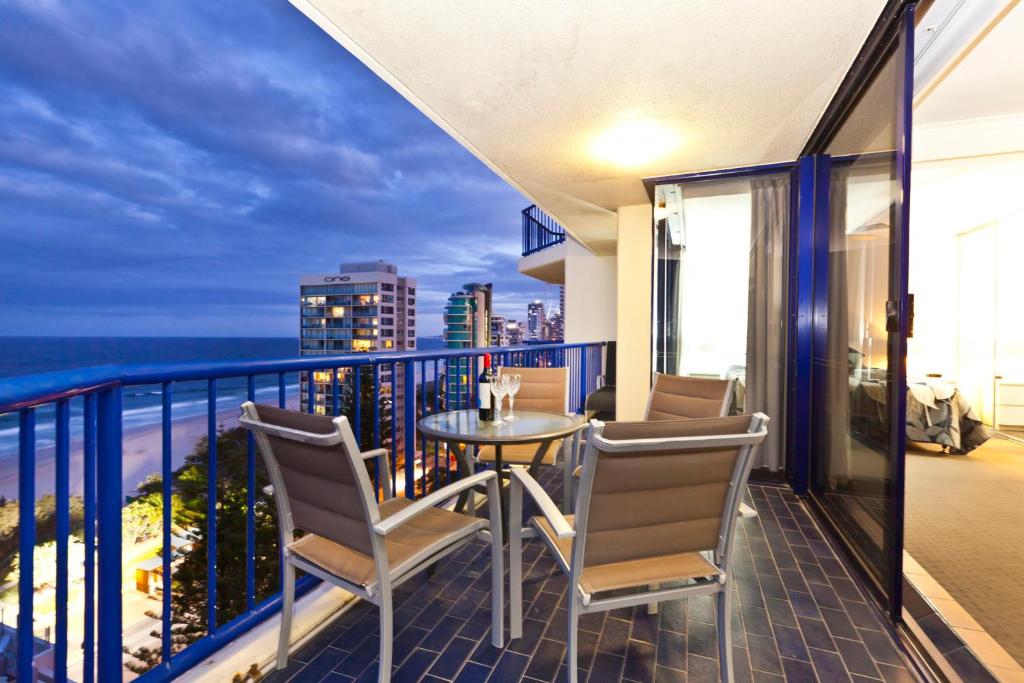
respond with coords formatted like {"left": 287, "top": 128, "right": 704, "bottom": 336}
{"left": 731, "top": 368, "right": 990, "bottom": 455}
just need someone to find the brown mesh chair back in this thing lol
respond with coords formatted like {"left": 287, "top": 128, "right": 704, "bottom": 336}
{"left": 242, "top": 403, "right": 378, "bottom": 556}
{"left": 498, "top": 366, "right": 568, "bottom": 413}
{"left": 578, "top": 415, "right": 761, "bottom": 570}
{"left": 645, "top": 373, "right": 734, "bottom": 420}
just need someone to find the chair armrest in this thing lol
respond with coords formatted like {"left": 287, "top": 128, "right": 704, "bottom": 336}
{"left": 373, "top": 471, "right": 497, "bottom": 536}
{"left": 361, "top": 448, "right": 393, "bottom": 500}
{"left": 360, "top": 446, "right": 391, "bottom": 499}
{"left": 510, "top": 467, "right": 574, "bottom": 539}
{"left": 361, "top": 447, "right": 388, "bottom": 461}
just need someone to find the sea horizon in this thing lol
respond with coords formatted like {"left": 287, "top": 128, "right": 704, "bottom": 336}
{"left": 0, "top": 335, "right": 447, "bottom": 497}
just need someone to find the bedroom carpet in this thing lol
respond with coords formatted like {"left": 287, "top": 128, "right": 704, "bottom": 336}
{"left": 905, "top": 434, "right": 1024, "bottom": 668}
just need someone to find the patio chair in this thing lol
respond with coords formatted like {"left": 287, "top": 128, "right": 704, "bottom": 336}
{"left": 239, "top": 402, "right": 504, "bottom": 681}
{"left": 646, "top": 372, "right": 735, "bottom": 419}
{"left": 510, "top": 413, "right": 769, "bottom": 683}
{"left": 476, "top": 365, "right": 579, "bottom": 511}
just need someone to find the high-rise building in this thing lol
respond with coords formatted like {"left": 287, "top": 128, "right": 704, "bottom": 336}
{"left": 490, "top": 314, "right": 509, "bottom": 346}
{"left": 507, "top": 319, "right": 524, "bottom": 346}
{"left": 527, "top": 300, "right": 545, "bottom": 341}
{"left": 558, "top": 285, "right": 566, "bottom": 334}
{"left": 443, "top": 283, "right": 492, "bottom": 406}
{"left": 548, "top": 308, "right": 564, "bottom": 342}
{"left": 299, "top": 260, "right": 415, "bottom": 450}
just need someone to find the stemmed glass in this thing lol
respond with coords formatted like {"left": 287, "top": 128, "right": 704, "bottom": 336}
{"left": 506, "top": 373, "right": 521, "bottom": 420}
{"left": 489, "top": 377, "right": 507, "bottom": 424}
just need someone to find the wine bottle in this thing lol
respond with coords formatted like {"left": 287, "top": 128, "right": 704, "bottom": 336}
{"left": 478, "top": 353, "right": 494, "bottom": 421}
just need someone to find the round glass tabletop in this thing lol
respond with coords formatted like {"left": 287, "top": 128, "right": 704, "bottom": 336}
{"left": 417, "top": 409, "right": 584, "bottom": 445}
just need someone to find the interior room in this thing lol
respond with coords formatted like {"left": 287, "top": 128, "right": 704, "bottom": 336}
{"left": 904, "top": 0, "right": 1024, "bottom": 673}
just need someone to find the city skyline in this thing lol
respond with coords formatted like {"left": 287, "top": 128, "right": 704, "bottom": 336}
{"left": 0, "top": 0, "right": 559, "bottom": 338}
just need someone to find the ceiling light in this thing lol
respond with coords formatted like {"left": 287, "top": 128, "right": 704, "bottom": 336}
{"left": 588, "top": 119, "right": 680, "bottom": 169}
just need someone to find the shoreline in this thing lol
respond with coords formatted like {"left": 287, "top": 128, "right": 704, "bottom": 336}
{"left": 0, "top": 399, "right": 297, "bottom": 501}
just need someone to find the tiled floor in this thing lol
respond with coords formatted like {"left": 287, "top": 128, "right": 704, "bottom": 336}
{"left": 265, "top": 472, "right": 921, "bottom": 682}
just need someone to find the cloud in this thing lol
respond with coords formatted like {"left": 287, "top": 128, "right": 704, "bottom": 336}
{"left": 0, "top": 0, "right": 560, "bottom": 337}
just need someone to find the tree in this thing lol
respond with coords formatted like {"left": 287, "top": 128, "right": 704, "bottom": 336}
{"left": 9, "top": 536, "right": 86, "bottom": 590}
{"left": 0, "top": 494, "right": 85, "bottom": 586}
{"left": 126, "top": 427, "right": 279, "bottom": 673}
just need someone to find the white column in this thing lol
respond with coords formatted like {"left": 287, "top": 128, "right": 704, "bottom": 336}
{"left": 615, "top": 204, "right": 653, "bottom": 420}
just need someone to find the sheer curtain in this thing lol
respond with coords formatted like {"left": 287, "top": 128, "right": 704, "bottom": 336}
{"left": 746, "top": 177, "right": 789, "bottom": 470}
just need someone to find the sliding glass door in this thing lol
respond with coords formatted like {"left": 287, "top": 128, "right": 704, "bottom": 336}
{"left": 809, "top": 9, "right": 914, "bottom": 618}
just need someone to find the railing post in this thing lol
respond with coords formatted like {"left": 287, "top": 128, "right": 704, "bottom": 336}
{"left": 404, "top": 360, "right": 416, "bottom": 498}
{"left": 96, "top": 385, "right": 123, "bottom": 681}
{"left": 579, "top": 347, "right": 588, "bottom": 414}
{"left": 17, "top": 408, "right": 35, "bottom": 683}
{"left": 55, "top": 399, "right": 70, "bottom": 683}
{"left": 82, "top": 394, "right": 97, "bottom": 683}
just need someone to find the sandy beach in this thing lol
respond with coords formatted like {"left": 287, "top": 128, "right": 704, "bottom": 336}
{"left": 0, "top": 398, "right": 298, "bottom": 500}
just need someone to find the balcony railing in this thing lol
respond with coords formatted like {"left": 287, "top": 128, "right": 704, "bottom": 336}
{"left": 0, "top": 341, "right": 603, "bottom": 681}
{"left": 521, "top": 204, "right": 566, "bottom": 256}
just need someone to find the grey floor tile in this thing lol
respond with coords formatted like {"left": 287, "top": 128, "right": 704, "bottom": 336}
{"left": 264, "top": 481, "right": 922, "bottom": 683}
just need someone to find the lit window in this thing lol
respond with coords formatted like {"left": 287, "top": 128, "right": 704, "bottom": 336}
{"left": 331, "top": 306, "right": 345, "bottom": 317}
{"left": 385, "top": 340, "right": 394, "bottom": 349}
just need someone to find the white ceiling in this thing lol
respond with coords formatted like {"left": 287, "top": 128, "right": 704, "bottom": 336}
{"left": 916, "top": 1, "right": 1024, "bottom": 126}
{"left": 292, "top": 0, "right": 888, "bottom": 252}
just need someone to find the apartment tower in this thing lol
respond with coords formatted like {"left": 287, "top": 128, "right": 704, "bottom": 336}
{"left": 443, "top": 282, "right": 492, "bottom": 407}
{"left": 299, "top": 260, "right": 416, "bottom": 451}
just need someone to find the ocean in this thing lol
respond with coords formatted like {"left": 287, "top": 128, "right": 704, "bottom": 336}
{"left": 0, "top": 336, "right": 446, "bottom": 465}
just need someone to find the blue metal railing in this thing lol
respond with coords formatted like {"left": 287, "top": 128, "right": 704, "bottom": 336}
{"left": 521, "top": 204, "right": 566, "bottom": 256}
{"left": 0, "top": 341, "right": 604, "bottom": 681}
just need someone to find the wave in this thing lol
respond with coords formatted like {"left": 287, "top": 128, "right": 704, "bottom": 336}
{"left": 0, "top": 382, "right": 301, "bottom": 458}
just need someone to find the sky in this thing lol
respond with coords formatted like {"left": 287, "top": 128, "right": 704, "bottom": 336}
{"left": 0, "top": 0, "right": 561, "bottom": 337}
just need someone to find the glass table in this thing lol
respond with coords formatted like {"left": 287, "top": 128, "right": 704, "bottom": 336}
{"left": 418, "top": 409, "right": 586, "bottom": 525}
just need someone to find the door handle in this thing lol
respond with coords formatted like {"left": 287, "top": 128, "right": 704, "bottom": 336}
{"left": 886, "top": 300, "right": 900, "bottom": 333}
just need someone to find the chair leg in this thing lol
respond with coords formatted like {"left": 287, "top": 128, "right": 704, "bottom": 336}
{"left": 509, "top": 474, "right": 524, "bottom": 640}
{"left": 489, "top": 477, "right": 506, "bottom": 648}
{"left": 561, "top": 440, "right": 572, "bottom": 513}
{"left": 647, "top": 584, "right": 659, "bottom": 615}
{"left": 277, "top": 560, "right": 295, "bottom": 670}
{"left": 566, "top": 596, "right": 580, "bottom": 683}
{"left": 379, "top": 588, "right": 393, "bottom": 683}
{"left": 716, "top": 586, "right": 733, "bottom": 683}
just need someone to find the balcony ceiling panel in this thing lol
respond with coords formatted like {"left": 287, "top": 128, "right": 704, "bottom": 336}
{"left": 292, "top": 0, "right": 887, "bottom": 252}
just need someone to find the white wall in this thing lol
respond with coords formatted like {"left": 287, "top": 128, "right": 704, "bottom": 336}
{"left": 616, "top": 204, "right": 653, "bottom": 420}
{"left": 564, "top": 238, "right": 617, "bottom": 344}
{"left": 908, "top": 151, "right": 1024, "bottom": 422}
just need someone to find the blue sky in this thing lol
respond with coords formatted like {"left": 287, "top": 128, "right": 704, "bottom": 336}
{"left": 0, "top": 0, "right": 560, "bottom": 337}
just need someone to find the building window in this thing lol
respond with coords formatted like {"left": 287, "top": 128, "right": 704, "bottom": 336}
{"left": 381, "top": 283, "right": 395, "bottom": 291}
{"left": 407, "top": 309, "right": 415, "bottom": 317}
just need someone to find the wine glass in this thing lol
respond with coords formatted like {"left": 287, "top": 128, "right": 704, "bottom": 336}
{"left": 507, "top": 373, "right": 521, "bottom": 420}
{"left": 489, "top": 378, "right": 506, "bottom": 424}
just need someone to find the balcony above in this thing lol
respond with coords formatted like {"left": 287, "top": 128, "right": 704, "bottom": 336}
{"left": 519, "top": 205, "right": 567, "bottom": 285}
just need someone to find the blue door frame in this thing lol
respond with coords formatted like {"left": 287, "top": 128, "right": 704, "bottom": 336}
{"left": 647, "top": 2, "right": 916, "bottom": 625}
{"left": 801, "top": 4, "right": 916, "bottom": 624}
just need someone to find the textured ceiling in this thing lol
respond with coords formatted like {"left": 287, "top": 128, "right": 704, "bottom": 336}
{"left": 292, "top": 0, "right": 888, "bottom": 251}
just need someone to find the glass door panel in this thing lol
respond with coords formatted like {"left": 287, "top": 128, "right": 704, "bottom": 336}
{"left": 810, "top": 23, "right": 910, "bottom": 608}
